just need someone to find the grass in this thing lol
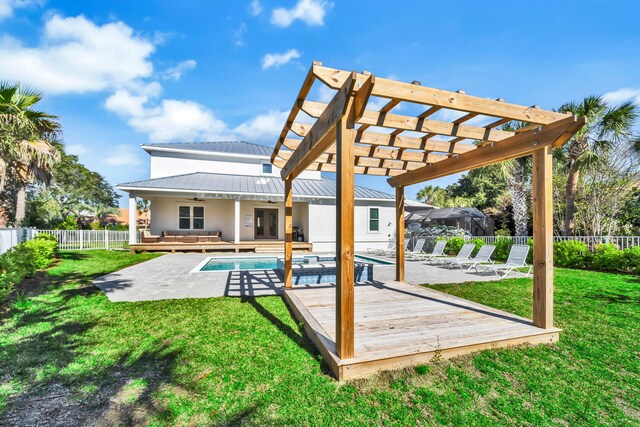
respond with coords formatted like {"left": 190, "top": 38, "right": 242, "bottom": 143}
{"left": 0, "top": 250, "right": 638, "bottom": 426}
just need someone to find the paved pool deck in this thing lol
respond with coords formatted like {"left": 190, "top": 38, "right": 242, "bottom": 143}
{"left": 94, "top": 252, "right": 516, "bottom": 302}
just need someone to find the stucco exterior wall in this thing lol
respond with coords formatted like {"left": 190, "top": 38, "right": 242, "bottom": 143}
{"left": 307, "top": 200, "right": 396, "bottom": 252}
{"left": 147, "top": 196, "right": 235, "bottom": 241}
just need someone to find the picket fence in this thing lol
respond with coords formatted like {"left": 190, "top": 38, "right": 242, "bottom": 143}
{"left": 2, "top": 228, "right": 640, "bottom": 254}
{"left": 36, "top": 229, "right": 135, "bottom": 251}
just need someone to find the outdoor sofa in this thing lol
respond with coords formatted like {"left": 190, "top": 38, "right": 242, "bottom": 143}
{"left": 161, "top": 230, "right": 222, "bottom": 243}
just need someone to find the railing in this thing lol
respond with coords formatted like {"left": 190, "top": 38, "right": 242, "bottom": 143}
{"left": 36, "top": 230, "right": 135, "bottom": 250}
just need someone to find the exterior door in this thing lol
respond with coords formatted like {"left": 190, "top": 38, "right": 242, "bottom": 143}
{"left": 254, "top": 208, "right": 278, "bottom": 239}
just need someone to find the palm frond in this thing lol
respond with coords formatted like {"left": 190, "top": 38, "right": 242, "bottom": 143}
{"left": 598, "top": 100, "right": 638, "bottom": 141}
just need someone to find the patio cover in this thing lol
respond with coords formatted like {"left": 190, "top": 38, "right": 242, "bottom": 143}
{"left": 272, "top": 61, "right": 586, "bottom": 364}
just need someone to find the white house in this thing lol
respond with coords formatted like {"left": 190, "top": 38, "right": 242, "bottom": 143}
{"left": 117, "top": 141, "right": 424, "bottom": 252}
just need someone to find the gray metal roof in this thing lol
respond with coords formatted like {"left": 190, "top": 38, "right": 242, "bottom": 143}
{"left": 118, "top": 172, "right": 394, "bottom": 200}
{"left": 142, "top": 141, "right": 272, "bottom": 157}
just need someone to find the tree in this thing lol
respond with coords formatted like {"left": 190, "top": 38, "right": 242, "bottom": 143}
{"left": 25, "top": 151, "right": 119, "bottom": 228}
{"left": 0, "top": 82, "right": 61, "bottom": 225}
{"left": 557, "top": 96, "right": 638, "bottom": 235}
{"left": 136, "top": 198, "right": 150, "bottom": 230}
{"left": 494, "top": 122, "right": 532, "bottom": 237}
{"left": 571, "top": 140, "right": 639, "bottom": 235}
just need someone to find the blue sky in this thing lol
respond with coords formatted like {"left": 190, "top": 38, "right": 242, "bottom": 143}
{"left": 1, "top": 0, "right": 639, "bottom": 205}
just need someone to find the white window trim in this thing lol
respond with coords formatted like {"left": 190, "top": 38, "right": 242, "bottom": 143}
{"left": 177, "top": 204, "right": 206, "bottom": 230}
{"left": 261, "top": 163, "right": 273, "bottom": 175}
{"left": 367, "top": 207, "right": 381, "bottom": 234}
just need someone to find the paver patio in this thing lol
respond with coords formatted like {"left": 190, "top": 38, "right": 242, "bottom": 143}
{"left": 94, "top": 253, "right": 512, "bottom": 302}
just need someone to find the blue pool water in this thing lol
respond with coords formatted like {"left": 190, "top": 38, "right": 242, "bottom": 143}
{"left": 200, "top": 255, "right": 392, "bottom": 272}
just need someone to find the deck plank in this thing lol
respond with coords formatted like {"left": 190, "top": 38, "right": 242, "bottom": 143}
{"left": 284, "top": 282, "right": 560, "bottom": 380}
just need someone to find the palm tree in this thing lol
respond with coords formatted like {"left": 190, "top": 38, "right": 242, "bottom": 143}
{"left": 557, "top": 96, "right": 638, "bottom": 235}
{"left": 416, "top": 185, "right": 444, "bottom": 206}
{"left": 0, "top": 82, "right": 61, "bottom": 225}
{"left": 136, "top": 198, "right": 151, "bottom": 230}
{"left": 496, "top": 122, "right": 532, "bottom": 237}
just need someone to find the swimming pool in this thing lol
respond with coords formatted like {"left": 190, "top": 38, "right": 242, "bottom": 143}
{"left": 199, "top": 254, "right": 392, "bottom": 272}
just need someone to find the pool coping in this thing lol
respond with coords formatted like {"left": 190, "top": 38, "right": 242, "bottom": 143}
{"left": 190, "top": 253, "right": 392, "bottom": 273}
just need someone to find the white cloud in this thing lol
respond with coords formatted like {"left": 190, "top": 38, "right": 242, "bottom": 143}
{"left": 316, "top": 85, "right": 334, "bottom": 103}
{"left": 261, "top": 48, "right": 301, "bottom": 69}
{"left": 105, "top": 90, "right": 234, "bottom": 143}
{"left": 271, "top": 0, "right": 331, "bottom": 27}
{"left": 0, "top": 0, "right": 41, "bottom": 20}
{"left": 0, "top": 14, "right": 154, "bottom": 94}
{"left": 234, "top": 110, "right": 288, "bottom": 142}
{"left": 161, "top": 59, "right": 196, "bottom": 81}
{"left": 106, "top": 88, "right": 288, "bottom": 145}
{"left": 233, "top": 22, "right": 247, "bottom": 47}
{"left": 250, "top": 0, "right": 262, "bottom": 16}
{"left": 602, "top": 88, "right": 640, "bottom": 105}
{"left": 104, "top": 144, "right": 143, "bottom": 166}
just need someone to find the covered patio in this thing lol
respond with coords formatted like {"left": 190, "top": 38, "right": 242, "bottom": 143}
{"left": 272, "top": 62, "right": 585, "bottom": 380}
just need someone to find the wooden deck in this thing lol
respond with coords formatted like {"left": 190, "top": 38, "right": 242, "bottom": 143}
{"left": 284, "top": 281, "right": 560, "bottom": 380}
{"left": 130, "top": 240, "right": 312, "bottom": 254}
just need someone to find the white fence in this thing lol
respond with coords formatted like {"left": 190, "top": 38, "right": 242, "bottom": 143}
{"left": 37, "top": 230, "right": 134, "bottom": 250}
{"left": 0, "top": 228, "right": 38, "bottom": 254}
{"left": 468, "top": 235, "right": 640, "bottom": 250}
{"left": 0, "top": 228, "right": 136, "bottom": 253}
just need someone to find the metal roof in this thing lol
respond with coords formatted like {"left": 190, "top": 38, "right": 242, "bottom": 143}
{"left": 118, "top": 172, "right": 395, "bottom": 200}
{"left": 142, "top": 141, "right": 272, "bottom": 157}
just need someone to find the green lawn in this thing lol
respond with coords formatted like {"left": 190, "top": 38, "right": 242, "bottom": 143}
{"left": 0, "top": 251, "right": 638, "bottom": 426}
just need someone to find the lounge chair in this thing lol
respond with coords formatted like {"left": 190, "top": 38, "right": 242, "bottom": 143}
{"left": 418, "top": 240, "right": 447, "bottom": 263}
{"left": 371, "top": 237, "right": 395, "bottom": 255}
{"left": 405, "top": 238, "right": 426, "bottom": 261}
{"left": 439, "top": 243, "right": 475, "bottom": 266}
{"left": 386, "top": 238, "right": 410, "bottom": 257}
{"left": 475, "top": 244, "right": 531, "bottom": 277}
{"left": 447, "top": 244, "right": 495, "bottom": 271}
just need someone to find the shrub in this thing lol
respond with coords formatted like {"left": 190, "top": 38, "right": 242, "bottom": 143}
{"left": 34, "top": 233, "right": 57, "bottom": 242}
{"left": 554, "top": 240, "right": 589, "bottom": 268}
{"left": 591, "top": 243, "right": 620, "bottom": 271}
{"left": 24, "top": 238, "right": 58, "bottom": 269}
{"left": 467, "top": 238, "right": 485, "bottom": 256}
{"left": 493, "top": 238, "right": 514, "bottom": 262}
{"left": 0, "top": 237, "right": 58, "bottom": 302}
{"left": 620, "top": 246, "right": 640, "bottom": 274}
{"left": 443, "top": 237, "right": 465, "bottom": 255}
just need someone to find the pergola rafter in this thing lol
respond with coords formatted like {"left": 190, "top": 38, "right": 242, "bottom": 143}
{"left": 272, "top": 61, "right": 586, "bottom": 367}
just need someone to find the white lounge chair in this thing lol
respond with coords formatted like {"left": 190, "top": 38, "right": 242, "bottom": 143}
{"left": 476, "top": 244, "right": 531, "bottom": 277}
{"left": 387, "top": 238, "right": 410, "bottom": 257}
{"left": 439, "top": 243, "right": 475, "bottom": 266}
{"left": 447, "top": 244, "right": 495, "bottom": 271}
{"left": 405, "top": 238, "right": 426, "bottom": 261}
{"left": 419, "top": 240, "right": 448, "bottom": 263}
{"left": 371, "top": 237, "right": 395, "bottom": 255}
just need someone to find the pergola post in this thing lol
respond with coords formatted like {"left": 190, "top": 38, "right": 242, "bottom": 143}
{"left": 336, "top": 114, "right": 355, "bottom": 359}
{"left": 532, "top": 146, "right": 554, "bottom": 329}
{"left": 284, "top": 178, "right": 293, "bottom": 289}
{"left": 395, "top": 186, "right": 405, "bottom": 282}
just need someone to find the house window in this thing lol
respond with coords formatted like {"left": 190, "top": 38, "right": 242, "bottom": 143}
{"left": 369, "top": 208, "right": 379, "bottom": 232}
{"left": 178, "top": 206, "right": 205, "bottom": 230}
{"left": 262, "top": 163, "right": 273, "bottom": 174}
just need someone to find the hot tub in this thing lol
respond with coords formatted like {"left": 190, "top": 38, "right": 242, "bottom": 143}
{"left": 276, "top": 256, "right": 374, "bottom": 285}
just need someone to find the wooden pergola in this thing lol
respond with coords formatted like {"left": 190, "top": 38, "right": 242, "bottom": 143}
{"left": 272, "top": 62, "right": 585, "bottom": 366}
